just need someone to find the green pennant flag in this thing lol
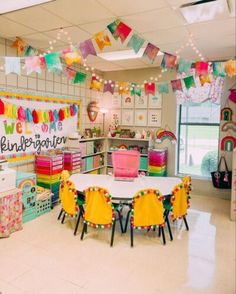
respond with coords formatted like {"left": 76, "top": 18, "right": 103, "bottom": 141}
{"left": 107, "top": 20, "right": 120, "bottom": 40}
{"left": 73, "top": 71, "right": 87, "bottom": 84}
{"left": 24, "top": 45, "right": 37, "bottom": 57}
{"left": 45, "top": 52, "right": 62, "bottom": 73}
{"left": 130, "top": 83, "right": 142, "bottom": 96}
{"left": 178, "top": 58, "right": 192, "bottom": 74}
{"left": 157, "top": 82, "right": 169, "bottom": 94}
{"left": 183, "top": 76, "right": 195, "bottom": 89}
{"left": 212, "top": 62, "right": 226, "bottom": 77}
{"left": 127, "top": 34, "right": 145, "bottom": 54}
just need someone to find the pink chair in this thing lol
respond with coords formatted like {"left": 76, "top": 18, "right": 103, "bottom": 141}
{"left": 112, "top": 150, "right": 140, "bottom": 179}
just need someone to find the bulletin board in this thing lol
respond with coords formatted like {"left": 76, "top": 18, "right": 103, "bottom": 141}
{"left": 0, "top": 90, "right": 81, "bottom": 163}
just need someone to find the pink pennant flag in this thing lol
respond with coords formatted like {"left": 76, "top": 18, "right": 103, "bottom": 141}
{"left": 195, "top": 61, "right": 209, "bottom": 76}
{"left": 25, "top": 56, "right": 42, "bottom": 75}
{"left": 65, "top": 67, "right": 76, "bottom": 80}
{"left": 79, "top": 39, "right": 97, "bottom": 59}
{"left": 161, "top": 52, "right": 177, "bottom": 69}
{"left": 144, "top": 83, "right": 156, "bottom": 95}
{"left": 114, "top": 21, "right": 132, "bottom": 43}
{"left": 171, "top": 79, "right": 183, "bottom": 92}
{"left": 103, "top": 81, "right": 115, "bottom": 94}
{"left": 143, "top": 43, "right": 159, "bottom": 63}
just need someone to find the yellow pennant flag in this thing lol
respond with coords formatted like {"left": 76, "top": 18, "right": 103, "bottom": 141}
{"left": 94, "top": 31, "right": 111, "bottom": 51}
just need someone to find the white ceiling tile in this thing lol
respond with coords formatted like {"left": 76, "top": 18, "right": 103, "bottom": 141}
{"left": 22, "top": 33, "right": 65, "bottom": 50}
{"left": 97, "top": 0, "right": 167, "bottom": 16}
{"left": 143, "top": 27, "right": 189, "bottom": 46}
{"left": 4, "top": 7, "right": 71, "bottom": 31}
{"left": 79, "top": 18, "right": 116, "bottom": 34}
{"left": 43, "top": 0, "right": 115, "bottom": 25}
{"left": 0, "top": 16, "right": 36, "bottom": 38}
{"left": 203, "top": 46, "right": 236, "bottom": 61}
{"left": 195, "top": 34, "right": 235, "bottom": 50}
{"left": 123, "top": 7, "right": 185, "bottom": 33}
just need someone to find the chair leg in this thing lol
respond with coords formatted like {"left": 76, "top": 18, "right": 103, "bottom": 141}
{"left": 161, "top": 226, "right": 166, "bottom": 245}
{"left": 124, "top": 210, "right": 131, "bottom": 233}
{"left": 80, "top": 222, "right": 87, "bottom": 240}
{"left": 110, "top": 219, "right": 116, "bottom": 247}
{"left": 183, "top": 216, "right": 189, "bottom": 231}
{"left": 74, "top": 210, "right": 82, "bottom": 236}
{"left": 130, "top": 224, "right": 134, "bottom": 247}
{"left": 117, "top": 210, "right": 124, "bottom": 233}
{"left": 158, "top": 226, "right": 161, "bottom": 237}
{"left": 165, "top": 211, "right": 173, "bottom": 241}
{"left": 61, "top": 212, "right": 66, "bottom": 224}
{"left": 57, "top": 208, "right": 63, "bottom": 220}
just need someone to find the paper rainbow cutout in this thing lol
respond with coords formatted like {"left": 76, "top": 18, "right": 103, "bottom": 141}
{"left": 220, "top": 136, "right": 236, "bottom": 152}
{"left": 221, "top": 121, "right": 236, "bottom": 132}
{"left": 18, "top": 178, "right": 35, "bottom": 191}
{"left": 156, "top": 129, "right": 177, "bottom": 144}
{"left": 220, "top": 107, "right": 233, "bottom": 121}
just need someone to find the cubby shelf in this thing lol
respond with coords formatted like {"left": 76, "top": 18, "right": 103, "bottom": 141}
{"left": 82, "top": 166, "right": 105, "bottom": 174}
{"left": 81, "top": 151, "right": 105, "bottom": 159}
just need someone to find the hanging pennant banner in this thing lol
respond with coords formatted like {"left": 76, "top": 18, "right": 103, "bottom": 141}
{"left": 94, "top": 31, "right": 111, "bottom": 50}
{"left": 62, "top": 47, "right": 81, "bottom": 66}
{"left": 144, "top": 83, "right": 155, "bottom": 95}
{"left": 90, "top": 76, "right": 102, "bottom": 91}
{"left": 73, "top": 71, "right": 87, "bottom": 84}
{"left": 118, "top": 82, "right": 129, "bottom": 95}
{"left": 161, "top": 52, "right": 177, "bottom": 69}
{"left": 25, "top": 56, "right": 42, "bottom": 75}
{"left": 65, "top": 67, "right": 76, "bottom": 80}
{"left": 103, "top": 82, "right": 115, "bottom": 94}
{"left": 157, "top": 82, "right": 169, "bottom": 94}
{"left": 143, "top": 43, "right": 160, "bottom": 63}
{"left": 195, "top": 61, "right": 209, "bottom": 76}
{"left": 199, "top": 75, "right": 211, "bottom": 86}
{"left": 171, "top": 79, "right": 183, "bottom": 92}
{"left": 79, "top": 39, "right": 97, "bottom": 59}
{"left": 224, "top": 59, "right": 236, "bottom": 78}
{"left": 5, "top": 57, "right": 21, "bottom": 75}
{"left": 24, "top": 45, "right": 37, "bottom": 57}
{"left": 45, "top": 52, "right": 62, "bottom": 73}
{"left": 114, "top": 21, "right": 132, "bottom": 43}
{"left": 11, "top": 37, "right": 26, "bottom": 54}
{"left": 178, "top": 58, "right": 192, "bottom": 74}
{"left": 107, "top": 19, "right": 120, "bottom": 40}
{"left": 183, "top": 76, "right": 195, "bottom": 89}
{"left": 130, "top": 83, "right": 142, "bottom": 96}
{"left": 212, "top": 62, "right": 226, "bottom": 77}
{"left": 127, "top": 34, "right": 145, "bottom": 54}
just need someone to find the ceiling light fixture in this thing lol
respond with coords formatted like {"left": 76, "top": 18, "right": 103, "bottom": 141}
{"left": 0, "top": 0, "right": 55, "bottom": 15}
{"left": 97, "top": 48, "right": 163, "bottom": 61}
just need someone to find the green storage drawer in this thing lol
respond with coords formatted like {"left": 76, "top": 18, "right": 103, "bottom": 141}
{"left": 139, "top": 156, "right": 148, "bottom": 170}
{"left": 85, "top": 156, "right": 93, "bottom": 171}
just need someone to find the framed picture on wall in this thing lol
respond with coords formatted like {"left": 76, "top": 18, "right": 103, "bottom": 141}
{"left": 110, "top": 109, "right": 121, "bottom": 126}
{"left": 148, "top": 109, "right": 162, "bottom": 126}
{"left": 135, "top": 95, "right": 148, "bottom": 108}
{"left": 134, "top": 109, "right": 147, "bottom": 126}
{"left": 111, "top": 93, "right": 121, "bottom": 108}
{"left": 121, "top": 109, "right": 134, "bottom": 126}
{"left": 122, "top": 95, "right": 134, "bottom": 108}
{"left": 148, "top": 94, "right": 162, "bottom": 108}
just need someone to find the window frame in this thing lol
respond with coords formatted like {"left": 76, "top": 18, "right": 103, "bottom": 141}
{"left": 176, "top": 104, "right": 220, "bottom": 178}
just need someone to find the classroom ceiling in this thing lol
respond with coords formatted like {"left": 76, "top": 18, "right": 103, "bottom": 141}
{"left": 0, "top": 0, "right": 235, "bottom": 71}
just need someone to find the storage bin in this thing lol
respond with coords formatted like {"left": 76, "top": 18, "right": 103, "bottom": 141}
{"left": 85, "top": 156, "right": 93, "bottom": 171}
{"left": 139, "top": 157, "right": 148, "bottom": 170}
{"left": 23, "top": 207, "right": 36, "bottom": 223}
{"left": 36, "top": 197, "right": 52, "bottom": 217}
{"left": 93, "top": 155, "right": 100, "bottom": 168}
{"left": 86, "top": 141, "right": 94, "bottom": 155}
{"left": 78, "top": 142, "right": 87, "bottom": 156}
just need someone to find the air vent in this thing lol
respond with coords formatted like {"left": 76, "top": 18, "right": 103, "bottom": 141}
{"left": 179, "top": 0, "right": 231, "bottom": 23}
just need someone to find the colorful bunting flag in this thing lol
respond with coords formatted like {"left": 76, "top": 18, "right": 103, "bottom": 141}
{"left": 130, "top": 83, "right": 142, "bottom": 96}
{"left": 103, "top": 82, "right": 115, "bottom": 94}
{"left": 24, "top": 45, "right": 37, "bottom": 57}
{"left": 114, "top": 21, "right": 132, "bottom": 43}
{"left": 161, "top": 52, "right": 177, "bottom": 69}
{"left": 107, "top": 20, "right": 120, "bottom": 40}
{"left": 73, "top": 71, "right": 87, "bottom": 84}
{"left": 11, "top": 37, "right": 26, "bottom": 54}
{"left": 178, "top": 58, "right": 192, "bottom": 74}
{"left": 25, "top": 56, "right": 42, "bottom": 75}
{"left": 143, "top": 43, "right": 159, "bottom": 63}
{"left": 171, "top": 79, "right": 182, "bottom": 92}
{"left": 144, "top": 83, "right": 155, "bottom": 95}
{"left": 118, "top": 82, "right": 129, "bottom": 95}
{"left": 94, "top": 31, "right": 111, "bottom": 50}
{"left": 195, "top": 61, "right": 209, "bottom": 76}
{"left": 79, "top": 39, "right": 97, "bottom": 59}
{"left": 62, "top": 47, "right": 81, "bottom": 66}
{"left": 5, "top": 57, "right": 21, "bottom": 75}
{"left": 45, "top": 52, "right": 62, "bottom": 73}
{"left": 224, "top": 59, "right": 236, "bottom": 78}
{"left": 65, "top": 67, "right": 76, "bottom": 80}
{"left": 199, "top": 75, "right": 211, "bottom": 86}
{"left": 127, "top": 33, "right": 145, "bottom": 54}
{"left": 90, "top": 76, "right": 102, "bottom": 91}
{"left": 212, "top": 62, "right": 226, "bottom": 77}
{"left": 157, "top": 82, "right": 169, "bottom": 94}
{"left": 183, "top": 76, "right": 195, "bottom": 89}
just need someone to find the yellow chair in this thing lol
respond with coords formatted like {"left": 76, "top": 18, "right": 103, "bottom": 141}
{"left": 58, "top": 170, "right": 83, "bottom": 236}
{"left": 170, "top": 183, "right": 190, "bottom": 230}
{"left": 80, "top": 186, "right": 122, "bottom": 247}
{"left": 182, "top": 175, "right": 192, "bottom": 194}
{"left": 130, "top": 189, "right": 166, "bottom": 246}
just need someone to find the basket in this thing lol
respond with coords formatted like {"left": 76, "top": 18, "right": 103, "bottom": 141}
{"left": 36, "top": 197, "right": 52, "bottom": 217}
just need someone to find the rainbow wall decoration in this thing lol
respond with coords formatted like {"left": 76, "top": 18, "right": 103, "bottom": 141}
{"left": 221, "top": 136, "right": 236, "bottom": 152}
{"left": 156, "top": 129, "right": 177, "bottom": 144}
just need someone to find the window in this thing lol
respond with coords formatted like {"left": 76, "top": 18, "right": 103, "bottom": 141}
{"left": 177, "top": 102, "right": 220, "bottom": 178}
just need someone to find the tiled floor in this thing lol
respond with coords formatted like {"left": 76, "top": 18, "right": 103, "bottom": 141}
{"left": 0, "top": 195, "right": 235, "bottom": 294}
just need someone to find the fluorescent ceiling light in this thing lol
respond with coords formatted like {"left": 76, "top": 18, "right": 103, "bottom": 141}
{"left": 0, "top": 0, "right": 55, "bottom": 15}
{"left": 97, "top": 48, "right": 163, "bottom": 61}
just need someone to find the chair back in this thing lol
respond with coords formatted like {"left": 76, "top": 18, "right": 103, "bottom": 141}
{"left": 84, "top": 187, "right": 114, "bottom": 228}
{"left": 131, "top": 189, "right": 164, "bottom": 229}
{"left": 59, "top": 178, "right": 78, "bottom": 216}
{"left": 112, "top": 150, "right": 140, "bottom": 178}
{"left": 182, "top": 175, "right": 192, "bottom": 193}
{"left": 171, "top": 183, "right": 190, "bottom": 221}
